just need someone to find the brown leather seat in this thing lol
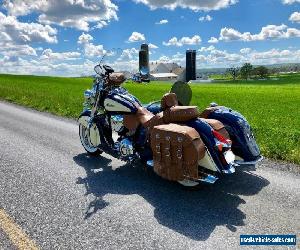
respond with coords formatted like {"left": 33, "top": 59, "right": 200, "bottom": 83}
{"left": 161, "top": 93, "right": 178, "bottom": 110}
{"left": 109, "top": 72, "right": 126, "bottom": 85}
{"left": 163, "top": 106, "right": 200, "bottom": 123}
{"left": 199, "top": 107, "right": 220, "bottom": 118}
{"left": 137, "top": 107, "right": 155, "bottom": 126}
{"left": 124, "top": 105, "right": 166, "bottom": 130}
{"left": 123, "top": 106, "right": 154, "bottom": 130}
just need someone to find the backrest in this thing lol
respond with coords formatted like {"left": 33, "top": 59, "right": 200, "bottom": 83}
{"left": 161, "top": 93, "right": 178, "bottom": 110}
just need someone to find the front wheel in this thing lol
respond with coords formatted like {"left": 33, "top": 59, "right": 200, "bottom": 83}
{"left": 79, "top": 124, "right": 102, "bottom": 156}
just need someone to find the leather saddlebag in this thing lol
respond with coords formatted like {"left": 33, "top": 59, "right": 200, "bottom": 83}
{"left": 163, "top": 106, "right": 200, "bottom": 123}
{"left": 150, "top": 124, "right": 205, "bottom": 181}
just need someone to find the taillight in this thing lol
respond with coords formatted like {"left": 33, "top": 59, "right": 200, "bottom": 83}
{"left": 212, "top": 130, "right": 231, "bottom": 145}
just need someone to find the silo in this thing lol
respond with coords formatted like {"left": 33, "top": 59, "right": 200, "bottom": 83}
{"left": 186, "top": 50, "right": 196, "bottom": 82}
{"left": 139, "top": 43, "right": 149, "bottom": 75}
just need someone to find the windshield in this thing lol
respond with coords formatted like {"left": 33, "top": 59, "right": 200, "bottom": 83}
{"left": 94, "top": 48, "right": 123, "bottom": 75}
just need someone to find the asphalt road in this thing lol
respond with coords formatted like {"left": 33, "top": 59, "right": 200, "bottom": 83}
{"left": 0, "top": 101, "right": 299, "bottom": 250}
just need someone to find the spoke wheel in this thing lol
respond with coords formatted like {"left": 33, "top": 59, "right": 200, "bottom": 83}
{"left": 79, "top": 124, "right": 102, "bottom": 156}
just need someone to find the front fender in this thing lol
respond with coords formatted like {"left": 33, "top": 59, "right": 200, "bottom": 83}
{"left": 78, "top": 110, "right": 92, "bottom": 127}
{"left": 78, "top": 110, "right": 101, "bottom": 147}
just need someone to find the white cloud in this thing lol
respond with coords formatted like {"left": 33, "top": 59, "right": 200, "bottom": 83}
{"left": 0, "top": 43, "right": 37, "bottom": 57}
{"left": 282, "top": 0, "right": 300, "bottom": 4}
{"left": 83, "top": 43, "right": 106, "bottom": 58}
{"left": 119, "top": 48, "right": 139, "bottom": 60}
{"left": 208, "top": 36, "right": 219, "bottom": 43}
{"left": 40, "top": 49, "right": 81, "bottom": 61}
{"left": 246, "top": 48, "right": 300, "bottom": 65}
{"left": 240, "top": 48, "right": 252, "bottom": 54}
{"left": 219, "top": 24, "right": 300, "bottom": 41}
{"left": 3, "top": 0, "right": 118, "bottom": 31}
{"left": 111, "top": 59, "right": 139, "bottom": 72}
{"left": 0, "top": 12, "right": 57, "bottom": 44}
{"left": 2, "top": 47, "right": 300, "bottom": 76}
{"left": 132, "top": 0, "right": 238, "bottom": 11}
{"left": 158, "top": 55, "right": 170, "bottom": 62}
{"left": 289, "top": 12, "right": 300, "bottom": 23}
{"left": 163, "top": 35, "right": 201, "bottom": 46}
{"left": 196, "top": 48, "right": 246, "bottom": 67}
{"left": 199, "top": 45, "right": 215, "bottom": 52}
{"left": 195, "top": 47, "right": 300, "bottom": 68}
{"left": 156, "top": 19, "right": 168, "bottom": 24}
{"left": 0, "top": 57, "right": 98, "bottom": 77}
{"left": 199, "top": 15, "right": 213, "bottom": 22}
{"left": 94, "top": 21, "right": 109, "bottom": 29}
{"left": 128, "top": 32, "right": 145, "bottom": 42}
{"left": 149, "top": 43, "right": 159, "bottom": 49}
{"left": 77, "top": 33, "right": 106, "bottom": 57}
{"left": 78, "top": 33, "right": 93, "bottom": 44}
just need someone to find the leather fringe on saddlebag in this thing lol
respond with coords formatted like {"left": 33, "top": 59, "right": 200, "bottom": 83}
{"left": 150, "top": 124, "right": 205, "bottom": 181}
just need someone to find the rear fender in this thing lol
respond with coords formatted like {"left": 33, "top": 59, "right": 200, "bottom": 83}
{"left": 185, "top": 118, "right": 233, "bottom": 173}
{"left": 208, "top": 107, "right": 261, "bottom": 161}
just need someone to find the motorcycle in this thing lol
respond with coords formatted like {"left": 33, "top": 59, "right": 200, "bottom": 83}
{"left": 78, "top": 62, "right": 262, "bottom": 187}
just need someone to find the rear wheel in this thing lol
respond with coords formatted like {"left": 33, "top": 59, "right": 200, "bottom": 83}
{"left": 79, "top": 124, "right": 102, "bottom": 156}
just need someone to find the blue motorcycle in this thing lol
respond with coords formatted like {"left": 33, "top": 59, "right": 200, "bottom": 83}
{"left": 78, "top": 63, "right": 262, "bottom": 187}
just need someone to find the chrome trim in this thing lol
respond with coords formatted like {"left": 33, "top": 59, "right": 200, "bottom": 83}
{"left": 235, "top": 155, "right": 263, "bottom": 166}
{"left": 199, "top": 174, "right": 218, "bottom": 184}
{"left": 222, "top": 164, "right": 236, "bottom": 174}
{"left": 146, "top": 160, "right": 154, "bottom": 167}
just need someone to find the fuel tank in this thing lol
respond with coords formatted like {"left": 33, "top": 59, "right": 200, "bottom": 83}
{"left": 104, "top": 87, "right": 141, "bottom": 114}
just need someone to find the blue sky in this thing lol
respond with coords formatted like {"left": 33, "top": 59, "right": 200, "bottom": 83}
{"left": 0, "top": 0, "right": 300, "bottom": 76}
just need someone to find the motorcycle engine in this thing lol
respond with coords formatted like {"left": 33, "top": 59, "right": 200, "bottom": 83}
{"left": 118, "top": 138, "right": 134, "bottom": 161}
{"left": 111, "top": 115, "right": 124, "bottom": 133}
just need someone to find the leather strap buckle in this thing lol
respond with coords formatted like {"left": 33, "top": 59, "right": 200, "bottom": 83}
{"left": 177, "top": 149, "right": 182, "bottom": 159}
{"left": 165, "top": 147, "right": 170, "bottom": 157}
{"left": 156, "top": 145, "right": 161, "bottom": 153}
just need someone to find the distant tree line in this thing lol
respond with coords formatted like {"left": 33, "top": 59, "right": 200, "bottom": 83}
{"left": 227, "top": 63, "right": 270, "bottom": 80}
{"left": 227, "top": 63, "right": 300, "bottom": 80}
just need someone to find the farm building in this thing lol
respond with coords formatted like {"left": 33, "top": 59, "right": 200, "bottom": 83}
{"left": 149, "top": 62, "right": 185, "bottom": 81}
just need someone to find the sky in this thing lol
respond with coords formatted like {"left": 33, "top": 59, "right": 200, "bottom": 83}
{"left": 0, "top": 0, "right": 300, "bottom": 76}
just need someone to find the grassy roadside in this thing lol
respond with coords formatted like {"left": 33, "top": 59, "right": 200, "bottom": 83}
{"left": 0, "top": 73, "right": 299, "bottom": 164}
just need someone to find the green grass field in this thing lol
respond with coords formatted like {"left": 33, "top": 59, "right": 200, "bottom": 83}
{"left": 0, "top": 73, "right": 299, "bottom": 164}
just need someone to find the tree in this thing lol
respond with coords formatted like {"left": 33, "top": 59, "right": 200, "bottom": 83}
{"left": 240, "top": 63, "right": 253, "bottom": 80}
{"left": 227, "top": 67, "right": 240, "bottom": 80}
{"left": 253, "top": 66, "right": 269, "bottom": 79}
